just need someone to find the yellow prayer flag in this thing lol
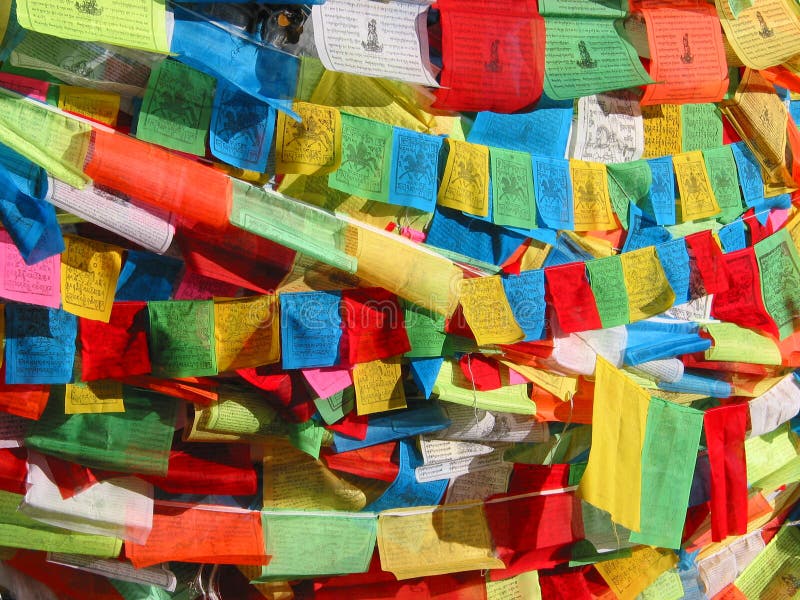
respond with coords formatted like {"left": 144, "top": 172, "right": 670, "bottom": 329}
{"left": 459, "top": 276, "right": 524, "bottom": 345}
{"left": 263, "top": 439, "right": 367, "bottom": 511}
{"left": 0, "top": 1, "right": 10, "bottom": 45}
{"left": 673, "top": 150, "right": 721, "bottom": 221}
{"left": 704, "top": 322, "right": 781, "bottom": 365}
{"left": 438, "top": 140, "right": 489, "bottom": 217}
{"left": 721, "top": 69, "right": 794, "bottom": 196}
{"left": 486, "top": 571, "right": 542, "bottom": 600}
{"left": 350, "top": 225, "right": 462, "bottom": 317}
{"left": 620, "top": 246, "right": 676, "bottom": 321}
{"left": 579, "top": 356, "right": 650, "bottom": 532}
{"left": 715, "top": 0, "right": 800, "bottom": 71}
{"left": 640, "top": 571, "right": 684, "bottom": 600}
{"left": 353, "top": 357, "right": 406, "bottom": 415}
{"left": 276, "top": 102, "right": 342, "bottom": 175}
{"left": 595, "top": 546, "right": 678, "bottom": 600}
{"left": 786, "top": 206, "right": 800, "bottom": 251}
{"left": 60, "top": 235, "right": 122, "bottom": 323}
{"left": 58, "top": 86, "right": 120, "bottom": 127}
{"left": 213, "top": 295, "right": 280, "bottom": 372}
{"left": 567, "top": 231, "right": 616, "bottom": 258}
{"left": 642, "top": 104, "right": 682, "bottom": 159}
{"left": 569, "top": 160, "right": 617, "bottom": 231}
{"left": 16, "top": 0, "right": 170, "bottom": 54}
{"left": 377, "top": 504, "right": 505, "bottom": 579}
{"left": 65, "top": 380, "right": 125, "bottom": 414}
{"left": 519, "top": 239, "right": 551, "bottom": 271}
{"left": 310, "top": 70, "right": 433, "bottom": 132}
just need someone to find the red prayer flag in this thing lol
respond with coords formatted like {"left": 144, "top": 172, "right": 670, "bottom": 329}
{"left": 433, "top": 1, "right": 544, "bottom": 113}
{"left": 741, "top": 209, "right": 774, "bottom": 244}
{"left": 176, "top": 217, "right": 295, "bottom": 294}
{"left": 508, "top": 464, "right": 570, "bottom": 495}
{"left": 485, "top": 491, "right": 584, "bottom": 579}
{"left": 45, "top": 454, "right": 100, "bottom": 499}
{"left": 711, "top": 246, "right": 779, "bottom": 338}
{"left": 237, "top": 368, "right": 316, "bottom": 422}
{"left": 314, "top": 553, "right": 487, "bottom": 600}
{"left": 685, "top": 230, "right": 729, "bottom": 296}
{"left": 322, "top": 441, "right": 398, "bottom": 482}
{"left": 174, "top": 271, "right": 240, "bottom": 300}
{"left": 340, "top": 288, "right": 410, "bottom": 365}
{"left": 0, "top": 364, "right": 49, "bottom": 420}
{"left": 177, "top": 234, "right": 290, "bottom": 295}
{"left": 80, "top": 302, "right": 151, "bottom": 381}
{"left": 327, "top": 411, "right": 369, "bottom": 441}
{"left": 704, "top": 403, "right": 749, "bottom": 542}
{"left": 0, "top": 448, "right": 27, "bottom": 495}
{"left": 544, "top": 263, "right": 603, "bottom": 334}
{"left": 8, "top": 550, "right": 125, "bottom": 600}
{"left": 142, "top": 443, "right": 257, "bottom": 496}
{"left": 458, "top": 354, "right": 502, "bottom": 391}
{"left": 85, "top": 129, "right": 232, "bottom": 229}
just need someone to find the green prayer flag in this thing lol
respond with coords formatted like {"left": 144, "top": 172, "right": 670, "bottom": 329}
{"left": 329, "top": 112, "right": 393, "bottom": 202}
{"left": 629, "top": 397, "right": 703, "bottom": 549}
{"left": 735, "top": 525, "right": 800, "bottom": 598}
{"left": 403, "top": 299, "right": 447, "bottom": 358}
{"left": 137, "top": 59, "right": 215, "bottom": 155}
{"left": 586, "top": 255, "right": 629, "bottom": 328}
{"left": 755, "top": 228, "right": 800, "bottom": 340}
{"left": 703, "top": 146, "right": 744, "bottom": 224}
{"left": 568, "top": 462, "right": 587, "bottom": 487}
{"left": 681, "top": 104, "right": 723, "bottom": 152}
{"left": 25, "top": 386, "right": 177, "bottom": 476}
{"left": 576, "top": 500, "right": 635, "bottom": 560}
{"left": 314, "top": 387, "right": 355, "bottom": 425}
{"left": 433, "top": 360, "right": 534, "bottom": 414}
{"left": 110, "top": 582, "right": 172, "bottom": 600}
{"left": 745, "top": 423, "right": 800, "bottom": 492}
{"left": 607, "top": 160, "right": 652, "bottom": 229}
{"left": 491, "top": 147, "right": 537, "bottom": 229}
{"left": 148, "top": 300, "right": 218, "bottom": 378}
{"left": 727, "top": 0, "right": 753, "bottom": 17}
{"left": 230, "top": 179, "right": 357, "bottom": 274}
{"left": 289, "top": 418, "right": 326, "bottom": 460}
{"left": 0, "top": 88, "right": 91, "bottom": 188}
{"left": 539, "top": 0, "right": 627, "bottom": 17}
{"left": 256, "top": 511, "right": 377, "bottom": 580}
{"left": 542, "top": 16, "right": 652, "bottom": 101}
{"left": 0, "top": 491, "right": 121, "bottom": 557}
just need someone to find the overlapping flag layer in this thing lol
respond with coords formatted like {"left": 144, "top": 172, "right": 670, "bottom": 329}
{"left": 1, "top": 0, "right": 800, "bottom": 598}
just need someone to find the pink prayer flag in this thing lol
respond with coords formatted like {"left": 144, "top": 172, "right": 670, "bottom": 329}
{"left": 0, "top": 231, "right": 60, "bottom": 308}
{"left": 507, "top": 367, "right": 528, "bottom": 385}
{"left": 0, "top": 73, "right": 49, "bottom": 102}
{"left": 302, "top": 367, "right": 353, "bottom": 399}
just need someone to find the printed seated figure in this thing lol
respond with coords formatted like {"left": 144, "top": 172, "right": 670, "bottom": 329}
{"left": 362, "top": 19, "right": 384, "bottom": 53}
{"left": 577, "top": 41, "right": 598, "bottom": 69}
{"left": 681, "top": 33, "right": 694, "bottom": 64}
{"left": 75, "top": 0, "right": 103, "bottom": 16}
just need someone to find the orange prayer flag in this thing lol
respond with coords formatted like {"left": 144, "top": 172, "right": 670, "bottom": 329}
{"left": 125, "top": 501, "right": 269, "bottom": 569}
{"left": 85, "top": 129, "right": 232, "bottom": 229}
